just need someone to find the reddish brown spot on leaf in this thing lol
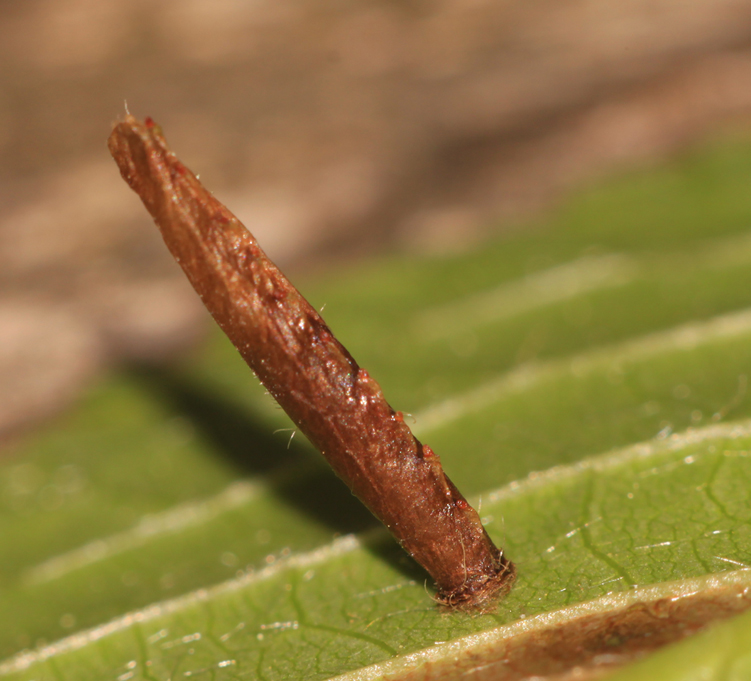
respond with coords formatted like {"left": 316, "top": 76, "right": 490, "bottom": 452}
{"left": 393, "top": 583, "right": 751, "bottom": 680}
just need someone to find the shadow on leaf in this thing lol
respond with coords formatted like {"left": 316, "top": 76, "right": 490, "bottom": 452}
{"left": 127, "top": 362, "right": 378, "bottom": 536}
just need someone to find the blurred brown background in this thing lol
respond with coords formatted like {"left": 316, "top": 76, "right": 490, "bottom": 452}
{"left": 3, "top": 0, "right": 751, "bottom": 440}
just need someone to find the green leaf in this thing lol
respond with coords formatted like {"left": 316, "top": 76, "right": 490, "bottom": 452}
{"left": 3, "top": 134, "right": 751, "bottom": 679}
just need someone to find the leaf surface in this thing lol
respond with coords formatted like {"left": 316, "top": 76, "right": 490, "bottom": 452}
{"left": 2, "top": 135, "right": 751, "bottom": 679}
